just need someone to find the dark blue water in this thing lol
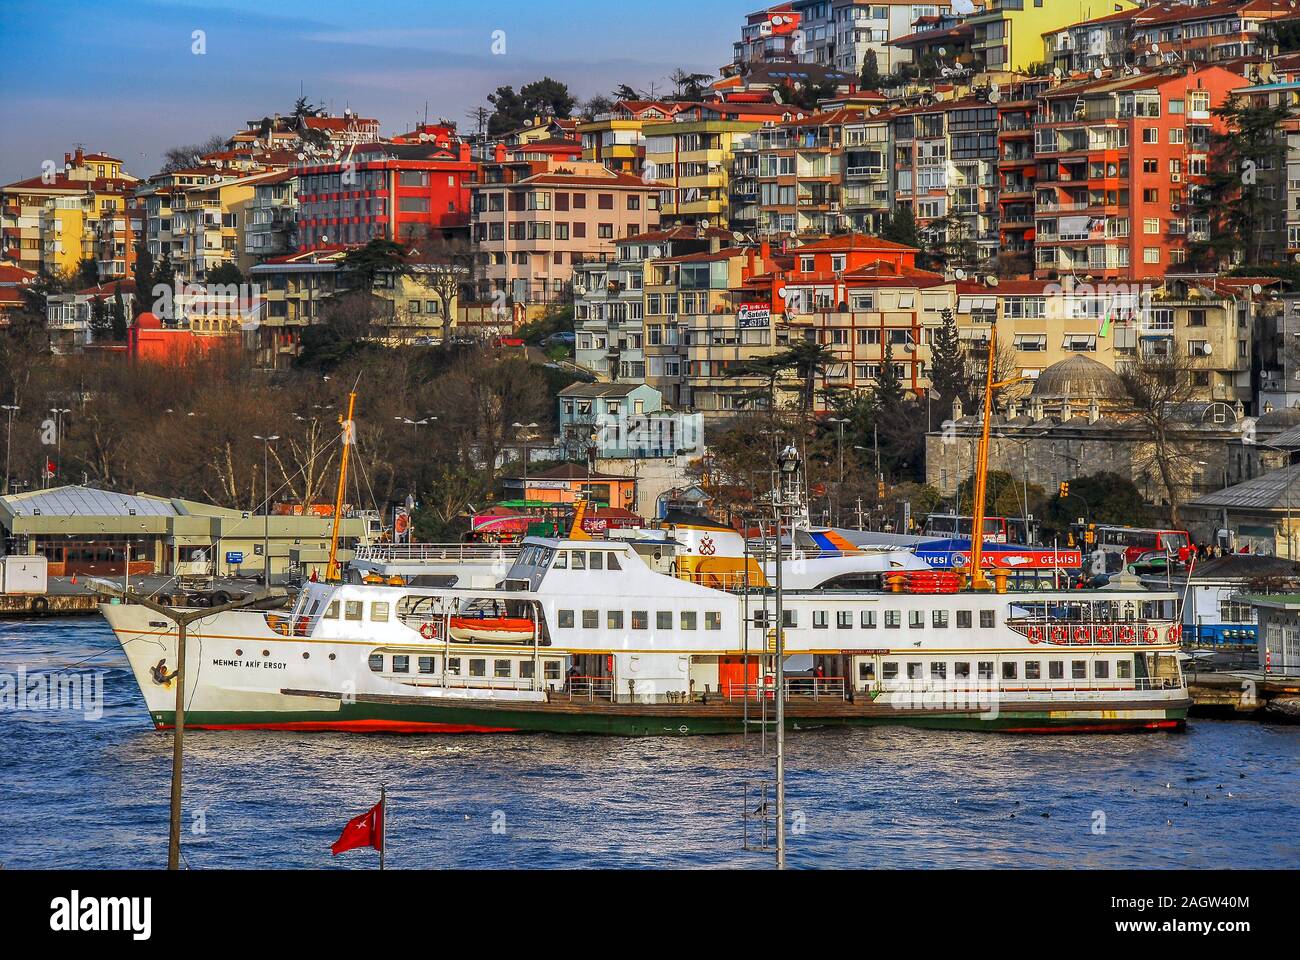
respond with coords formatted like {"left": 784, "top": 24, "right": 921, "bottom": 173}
{"left": 2, "top": 617, "right": 1297, "bottom": 869}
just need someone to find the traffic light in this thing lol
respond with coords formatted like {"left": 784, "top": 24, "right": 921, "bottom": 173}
{"left": 1084, "top": 524, "right": 1096, "bottom": 546}
{"left": 877, "top": 479, "right": 886, "bottom": 502}
{"left": 1059, "top": 481, "right": 1070, "bottom": 499}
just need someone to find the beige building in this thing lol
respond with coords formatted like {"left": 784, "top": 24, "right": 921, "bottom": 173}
{"left": 470, "top": 160, "right": 661, "bottom": 305}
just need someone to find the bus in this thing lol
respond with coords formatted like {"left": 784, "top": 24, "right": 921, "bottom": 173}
{"left": 922, "top": 514, "right": 1038, "bottom": 545}
{"left": 1089, "top": 525, "right": 1192, "bottom": 563}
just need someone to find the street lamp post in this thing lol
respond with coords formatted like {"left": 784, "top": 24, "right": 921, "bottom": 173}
{"left": 49, "top": 407, "right": 70, "bottom": 488}
{"left": 512, "top": 421, "right": 539, "bottom": 505}
{"left": 827, "top": 416, "right": 848, "bottom": 526}
{"left": 2, "top": 403, "right": 19, "bottom": 495}
{"left": 253, "top": 435, "right": 279, "bottom": 585}
{"left": 773, "top": 442, "right": 801, "bottom": 871}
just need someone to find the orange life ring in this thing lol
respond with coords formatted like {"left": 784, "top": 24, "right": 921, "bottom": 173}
{"left": 1027, "top": 625, "right": 1044, "bottom": 644}
{"left": 420, "top": 622, "right": 437, "bottom": 640}
{"left": 1073, "top": 626, "right": 1090, "bottom": 644}
{"left": 1119, "top": 626, "right": 1137, "bottom": 644}
{"left": 1050, "top": 626, "right": 1066, "bottom": 643}
{"left": 1095, "top": 625, "right": 1113, "bottom": 644}
{"left": 1143, "top": 626, "right": 1159, "bottom": 642}
{"left": 1167, "top": 624, "right": 1182, "bottom": 643}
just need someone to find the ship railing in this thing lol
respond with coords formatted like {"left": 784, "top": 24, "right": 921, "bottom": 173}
{"left": 353, "top": 543, "right": 520, "bottom": 563}
{"left": 1009, "top": 619, "right": 1181, "bottom": 646}
{"left": 440, "top": 675, "right": 535, "bottom": 692}
{"left": 724, "top": 677, "right": 847, "bottom": 702}
{"left": 567, "top": 675, "right": 616, "bottom": 703}
{"left": 868, "top": 674, "right": 1185, "bottom": 697}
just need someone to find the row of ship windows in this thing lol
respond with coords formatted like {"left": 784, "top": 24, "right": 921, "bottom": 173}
{"left": 758, "top": 609, "right": 998, "bottom": 629}
{"left": 369, "top": 654, "right": 564, "bottom": 680}
{"left": 557, "top": 609, "right": 723, "bottom": 630}
{"left": 862, "top": 658, "right": 1133, "bottom": 682}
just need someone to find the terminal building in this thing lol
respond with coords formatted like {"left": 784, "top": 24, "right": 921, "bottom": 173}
{"left": 0, "top": 485, "right": 366, "bottom": 581}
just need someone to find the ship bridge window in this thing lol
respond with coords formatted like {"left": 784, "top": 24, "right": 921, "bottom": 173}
{"left": 632, "top": 610, "right": 649, "bottom": 630}
{"left": 932, "top": 610, "right": 949, "bottom": 628}
{"left": 607, "top": 552, "right": 622, "bottom": 570}
{"left": 470, "top": 659, "right": 487, "bottom": 677}
{"left": 861, "top": 611, "right": 877, "bottom": 628}
{"left": 324, "top": 601, "right": 339, "bottom": 619}
{"left": 583, "top": 609, "right": 598, "bottom": 628}
{"left": 957, "top": 610, "right": 972, "bottom": 629}
{"left": 608, "top": 610, "right": 624, "bottom": 629}
{"left": 909, "top": 610, "right": 924, "bottom": 628}
{"left": 553, "top": 551, "right": 568, "bottom": 569}
{"left": 370, "top": 602, "right": 390, "bottom": 622}
{"left": 980, "top": 610, "right": 996, "bottom": 628}
{"left": 1026, "top": 661, "right": 1041, "bottom": 680}
{"left": 882, "top": 662, "right": 899, "bottom": 680}
{"left": 572, "top": 552, "right": 587, "bottom": 571}
{"left": 954, "top": 662, "right": 971, "bottom": 679}
{"left": 1002, "top": 662, "right": 1018, "bottom": 680}
{"left": 345, "top": 601, "right": 363, "bottom": 621}
{"left": 930, "top": 662, "right": 946, "bottom": 679}
{"left": 392, "top": 655, "right": 409, "bottom": 673}
{"left": 368, "top": 654, "right": 383, "bottom": 672}
{"left": 885, "top": 610, "right": 901, "bottom": 628}
{"left": 906, "top": 662, "right": 923, "bottom": 679}
{"left": 1049, "top": 661, "right": 1064, "bottom": 680}
{"left": 814, "top": 611, "right": 829, "bottom": 629}
{"left": 978, "top": 661, "right": 994, "bottom": 679}
{"left": 782, "top": 610, "right": 797, "bottom": 627}
{"left": 1117, "top": 659, "right": 1132, "bottom": 679}
{"left": 837, "top": 611, "right": 853, "bottom": 629}
{"left": 418, "top": 656, "right": 436, "bottom": 674}
{"left": 705, "top": 611, "right": 722, "bottom": 631}
{"left": 1072, "top": 660, "right": 1086, "bottom": 679}
{"left": 1095, "top": 661, "right": 1109, "bottom": 679}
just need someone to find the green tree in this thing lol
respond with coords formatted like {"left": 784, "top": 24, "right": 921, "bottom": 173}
{"left": 88, "top": 296, "right": 111, "bottom": 340}
{"left": 879, "top": 206, "right": 919, "bottom": 247}
{"left": 1187, "top": 96, "right": 1289, "bottom": 269}
{"left": 1042, "top": 472, "right": 1147, "bottom": 538}
{"left": 928, "top": 307, "right": 965, "bottom": 407}
{"left": 670, "top": 69, "right": 713, "bottom": 102}
{"left": 487, "top": 78, "right": 577, "bottom": 135}
{"left": 110, "top": 287, "right": 129, "bottom": 341}
{"left": 131, "top": 240, "right": 154, "bottom": 319}
{"left": 872, "top": 341, "right": 905, "bottom": 410}
{"left": 207, "top": 261, "right": 243, "bottom": 286}
{"left": 340, "top": 238, "right": 410, "bottom": 292}
{"left": 858, "top": 50, "right": 883, "bottom": 92}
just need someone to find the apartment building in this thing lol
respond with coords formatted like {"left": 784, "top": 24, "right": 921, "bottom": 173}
{"left": 2, "top": 149, "right": 137, "bottom": 276}
{"left": 163, "top": 170, "right": 279, "bottom": 282}
{"left": 93, "top": 203, "right": 143, "bottom": 282}
{"left": 1044, "top": 8, "right": 1144, "bottom": 76}
{"left": 244, "top": 172, "right": 298, "bottom": 260}
{"left": 969, "top": 0, "right": 1139, "bottom": 73}
{"left": 578, "top": 101, "right": 688, "bottom": 175}
{"left": 755, "top": 109, "right": 863, "bottom": 238}
{"left": 1231, "top": 76, "right": 1300, "bottom": 264}
{"left": 892, "top": 95, "right": 1001, "bottom": 263}
{"left": 785, "top": 0, "right": 929, "bottom": 75}
{"left": 1032, "top": 66, "right": 1242, "bottom": 280}
{"left": 891, "top": 11, "right": 976, "bottom": 65}
{"left": 1131, "top": 0, "right": 1296, "bottom": 65}
{"left": 45, "top": 280, "right": 136, "bottom": 351}
{"left": 573, "top": 226, "right": 730, "bottom": 381}
{"left": 842, "top": 111, "right": 893, "bottom": 233}
{"left": 644, "top": 101, "right": 793, "bottom": 228}
{"left": 296, "top": 141, "right": 477, "bottom": 251}
{"left": 471, "top": 159, "right": 661, "bottom": 305}
{"left": 997, "top": 78, "right": 1051, "bottom": 266}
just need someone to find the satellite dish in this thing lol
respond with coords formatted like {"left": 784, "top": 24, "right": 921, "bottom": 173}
{"left": 985, "top": 276, "right": 999, "bottom": 288}
{"left": 699, "top": 218, "right": 711, "bottom": 230}
{"left": 1150, "top": 43, "right": 1161, "bottom": 54}
{"left": 1093, "top": 68, "right": 1104, "bottom": 79}
{"left": 1253, "top": 283, "right": 1264, "bottom": 295}
{"left": 954, "top": 268, "right": 967, "bottom": 280}
{"left": 953, "top": 0, "right": 976, "bottom": 13}
{"left": 1053, "top": 67, "right": 1063, "bottom": 78}
{"left": 989, "top": 91, "right": 1002, "bottom": 103}
{"left": 990, "top": 82, "right": 1000, "bottom": 93}
{"left": 938, "top": 47, "right": 948, "bottom": 57}
{"left": 1102, "top": 57, "right": 1111, "bottom": 68}
{"left": 1202, "top": 343, "right": 1213, "bottom": 356}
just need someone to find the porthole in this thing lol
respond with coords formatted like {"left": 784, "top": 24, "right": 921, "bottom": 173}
{"left": 235, "top": 648, "right": 243, "bottom": 656}
{"left": 302, "top": 652, "right": 310, "bottom": 660}
{"left": 262, "top": 649, "right": 270, "bottom": 657}
{"left": 328, "top": 653, "right": 337, "bottom": 661}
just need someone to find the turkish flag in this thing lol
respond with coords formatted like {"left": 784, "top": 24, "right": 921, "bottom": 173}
{"left": 331, "top": 801, "right": 384, "bottom": 856}
{"left": 46, "top": 459, "right": 56, "bottom": 477}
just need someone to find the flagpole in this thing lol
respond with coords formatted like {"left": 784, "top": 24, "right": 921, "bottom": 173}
{"left": 379, "top": 784, "right": 386, "bottom": 871}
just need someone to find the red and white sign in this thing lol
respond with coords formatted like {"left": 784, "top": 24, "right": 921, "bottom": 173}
{"left": 737, "top": 302, "right": 772, "bottom": 328}
{"left": 950, "top": 549, "right": 1082, "bottom": 570}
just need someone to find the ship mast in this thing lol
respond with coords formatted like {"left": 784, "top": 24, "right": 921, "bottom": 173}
{"left": 326, "top": 388, "right": 357, "bottom": 583}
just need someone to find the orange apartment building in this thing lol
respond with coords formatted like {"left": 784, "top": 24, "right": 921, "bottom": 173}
{"left": 1032, "top": 65, "right": 1243, "bottom": 280}
{"left": 470, "top": 154, "right": 662, "bottom": 306}
{"left": 997, "top": 79, "right": 1052, "bottom": 268}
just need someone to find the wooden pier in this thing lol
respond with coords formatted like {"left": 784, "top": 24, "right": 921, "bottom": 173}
{"left": 0, "top": 593, "right": 99, "bottom": 617}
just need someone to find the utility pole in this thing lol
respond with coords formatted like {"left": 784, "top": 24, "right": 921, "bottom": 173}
{"left": 49, "top": 407, "right": 70, "bottom": 488}
{"left": 774, "top": 443, "right": 801, "bottom": 870}
{"left": 91, "top": 584, "right": 276, "bottom": 869}
{"left": 253, "top": 434, "right": 280, "bottom": 586}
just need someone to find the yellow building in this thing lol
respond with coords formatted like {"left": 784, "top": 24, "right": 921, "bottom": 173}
{"left": 643, "top": 102, "right": 790, "bottom": 228}
{"left": 164, "top": 170, "right": 276, "bottom": 281}
{"left": 578, "top": 100, "right": 688, "bottom": 174}
{"left": 1, "top": 148, "right": 136, "bottom": 276}
{"left": 969, "top": 0, "right": 1137, "bottom": 73}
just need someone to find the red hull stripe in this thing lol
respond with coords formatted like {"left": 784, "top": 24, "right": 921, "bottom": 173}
{"left": 155, "top": 719, "right": 520, "bottom": 734}
{"left": 1001, "top": 720, "right": 1183, "bottom": 734}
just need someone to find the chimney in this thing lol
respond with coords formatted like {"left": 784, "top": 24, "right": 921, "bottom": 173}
{"left": 494, "top": 142, "right": 507, "bottom": 163}
{"left": 952, "top": 396, "right": 964, "bottom": 422}
{"left": 708, "top": 233, "right": 722, "bottom": 254}
{"left": 1031, "top": 398, "right": 1044, "bottom": 422}
{"left": 1006, "top": 399, "right": 1018, "bottom": 419}
{"left": 1088, "top": 398, "right": 1100, "bottom": 424}
{"left": 1062, "top": 400, "right": 1073, "bottom": 422}
{"left": 64, "top": 152, "right": 72, "bottom": 167}
{"left": 74, "top": 147, "right": 84, "bottom": 166}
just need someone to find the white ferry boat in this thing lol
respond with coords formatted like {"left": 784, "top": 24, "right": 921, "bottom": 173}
{"left": 100, "top": 513, "right": 1190, "bottom": 736}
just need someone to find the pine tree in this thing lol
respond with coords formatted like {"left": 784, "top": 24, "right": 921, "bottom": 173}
{"left": 110, "top": 287, "right": 128, "bottom": 341}
{"left": 88, "top": 295, "right": 111, "bottom": 340}
{"left": 858, "top": 50, "right": 883, "bottom": 92}
{"left": 929, "top": 307, "right": 966, "bottom": 406}
{"left": 873, "top": 341, "right": 905, "bottom": 411}
{"left": 880, "top": 207, "right": 919, "bottom": 248}
{"left": 131, "top": 240, "right": 153, "bottom": 319}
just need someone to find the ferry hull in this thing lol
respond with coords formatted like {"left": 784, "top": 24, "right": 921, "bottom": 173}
{"left": 145, "top": 698, "right": 1189, "bottom": 737}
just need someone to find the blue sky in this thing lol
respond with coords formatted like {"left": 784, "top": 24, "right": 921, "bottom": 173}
{"left": 0, "top": 0, "right": 743, "bottom": 183}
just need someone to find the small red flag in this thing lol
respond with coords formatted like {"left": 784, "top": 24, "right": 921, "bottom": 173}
{"left": 46, "top": 459, "right": 56, "bottom": 477}
{"left": 331, "top": 800, "right": 384, "bottom": 856}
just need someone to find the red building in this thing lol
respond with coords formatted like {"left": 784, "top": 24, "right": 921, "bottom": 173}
{"left": 295, "top": 141, "right": 478, "bottom": 250}
{"left": 1033, "top": 66, "right": 1242, "bottom": 279}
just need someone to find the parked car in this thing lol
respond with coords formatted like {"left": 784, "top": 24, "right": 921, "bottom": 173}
{"left": 540, "top": 331, "right": 576, "bottom": 347}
